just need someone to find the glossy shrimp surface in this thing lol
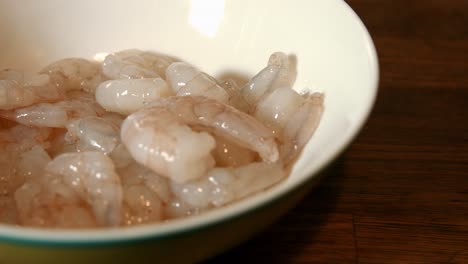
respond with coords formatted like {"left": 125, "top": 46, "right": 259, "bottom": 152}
{"left": 121, "top": 96, "right": 279, "bottom": 183}
{"left": 0, "top": 50, "right": 323, "bottom": 228}
{"left": 0, "top": 70, "right": 63, "bottom": 110}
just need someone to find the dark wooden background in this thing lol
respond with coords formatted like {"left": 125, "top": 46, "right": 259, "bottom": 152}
{"left": 207, "top": 1, "right": 468, "bottom": 263}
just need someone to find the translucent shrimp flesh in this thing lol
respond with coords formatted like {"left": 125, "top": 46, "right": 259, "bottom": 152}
{"left": 171, "top": 161, "right": 285, "bottom": 209}
{"left": 240, "top": 52, "right": 296, "bottom": 113}
{"left": 118, "top": 163, "right": 171, "bottom": 225}
{"left": 65, "top": 116, "right": 133, "bottom": 168}
{"left": 0, "top": 50, "right": 323, "bottom": 228}
{"left": 0, "top": 94, "right": 105, "bottom": 128}
{"left": 102, "top": 50, "right": 174, "bottom": 80}
{"left": 121, "top": 96, "right": 279, "bottom": 183}
{"left": 95, "top": 78, "right": 174, "bottom": 115}
{"left": 49, "top": 151, "right": 123, "bottom": 226}
{"left": 40, "top": 58, "right": 105, "bottom": 94}
{"left": 0, "top": 70, "right": 63, "bottom": 110}
{"left": 166, "top": 62, "right": 229, "bottom": 103}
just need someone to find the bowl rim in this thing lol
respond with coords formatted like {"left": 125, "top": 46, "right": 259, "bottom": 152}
{"left": 0, "top": 0, "right": 379, "bottom": 246}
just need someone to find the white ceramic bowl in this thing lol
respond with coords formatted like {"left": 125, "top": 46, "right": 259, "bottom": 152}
{"left": 0, "top": 0, "right": 378, "bottom": 262}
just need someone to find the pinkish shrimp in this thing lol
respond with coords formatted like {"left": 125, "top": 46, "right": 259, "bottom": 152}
{"left": 171, "top": 161, "right": 285, "bottom": 209}
{"left": 279, "top": 93, "right": 324, "bottom": 165}
{"left": 95, "top": 78, "right": 173, "bottom": 115}
{"left": 0, "top": 144, "right": 51, "bottom": 224}
{"left": 0, "top": 70, "right": 63, "bottom": 110}
{"left": 118, "top": 163, "right": 171, "bottom": 225}
{"left": 166, "top": 62, "right": 229, "bottom": 103}
{"left": 0, "top": 126, "right": 54, "bottom": 224}
{"left": 211, "top": 134, "right": 258, "bottom": 167}
{"left": 121, "top": 96, "right": 278, "bottom": 183}
{"left": 65, "top": 116, "right": 132, "bottom": 168}
{"left": 40, "top": 58, "right": 105, "bottom": 94}
{"left": 15, "top": 178, "right": 98, "bottom": 228}
{"left": 252, "top": 84, "right": 323, "bottom": 164}
{"left": 102, "top": 50, "right": 174, "bottom": 80}
{"left": 47, "top": 151, "right": 123, "bottom": 226}
{"left": 0, "top": 94, "right": 105, "bottom": 128}
{"left": 240, "top": 52, "right": 296, "bottom": 113}
{"left": 220, "top": 78, "right": 250, "bottom": 112}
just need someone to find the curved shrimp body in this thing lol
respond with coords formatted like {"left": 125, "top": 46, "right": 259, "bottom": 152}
{"left": 65, "top": 116, "right": 132, "bottom": 168}
{"left": 171, "top": 161, "right": 285, "bottom": 209}
{"left": 40, "top": 58, "right": 105, "bottom": 94}
{"left": 254, "top": 87, "right": 323, "bottom": 164}
{"left": 211, "top": 133, "right": 258, "bottom": 167}
{"left": 166, "top": 62, "right": 229, "bottom": 103}
{"left": 121, "top": 106, "right": 217, "bottom": 183}
{"left": 240, "top": 52, "right": 295, "bottom": 113}
{"left": 0, "top": 71, "right": 63, "bottom": 110}
{"left": 43, "top": 151, "right": 123, "bottom": 226}
{"left": 95, "top": 78, "right": 173, "bottom": 115}
{"left": 0, "top": 94, "right": 105, "bottom": 128}
{"left": 220, "top": 78, "right": 250, "bottom": 112}
{"left": 121, "top": 96, "right": 279, "bottom": 183}
{"left": 102, "top": 49, "right": 174, "bottom": 80}
{"left": 15, "top": 178, "right": 98, "bottom": 228}
{"left": 150, "top": 96, "right": 279, "bottom": 162}
{"left": 118, "top": 163, "right": 171, "bottom": 225}
{"left": 279, "top": 93, "right": 323, "bottom": 164}
{"left": 13, "top": 146, "right": 94, "bottom": 228}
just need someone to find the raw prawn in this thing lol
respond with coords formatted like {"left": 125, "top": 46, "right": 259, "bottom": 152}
{"left": 121, "top": 96, "right": 278, "bottom": 183}
{"left": 240, "top": 52, "right": 295, "bottom": 113}
{"left": 0, "top": 94, "right": 105, "bottom": 128}
{"left": 279, "top": 93, "right": 323, "bottom": 164}
{"left": 220, "top": 78, "right": 250, "bottom": 112}
{"left": 102, "top": 50, "right": 174, "bottom": 79}
{"left": 118, "top": 163, "right": 171, "bottom": 225}
{"left": 65, "top": 116, "right": 132, "bottom": 168}
{"left": 95, "top": 78, "right": 173, "bottom": 115}
{"left": 171, "top": 161, "right": 285, "bottom": 209}
{"left": 48, "top": 151, "right": 123, "bottom": 226}
{"left": 40, "top": 58, "right": 105, "bottom": 93}
{"left": 166, "top": 62, "right": 229, "bottom": 103}
{"left": 211, "top": 134, "right": 258, "bottom": 167}
{"left": 0, "top": 70, "right": 62, "bottom": 110}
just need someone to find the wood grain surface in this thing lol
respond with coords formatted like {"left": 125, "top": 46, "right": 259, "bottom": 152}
{"left": 207, "top": 1, "right": 468, "bottom": 263}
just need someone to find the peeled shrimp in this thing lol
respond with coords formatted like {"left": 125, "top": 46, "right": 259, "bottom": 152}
{"left": 15, "top": 152, "right": 122, "bottom": 227}
{"left": 118, "top": 163, "right": 171, "bottom": 225}
{"left": 279, "top": 93, "right": 323, "bottom": 164}
{"left": 254, "top": 86, "right": 305, "bottom": 134}
{"left": 0, "top": 71, "right": 62, "bottom": 110}
{"left": 121, "top": 106, "right": 216, "bottom": 183}
{"left": 171, "top": 161, "right": 285, "bottom": 209}
{"left": 16, "top": 145, "right": 52, "bottom": 181}
{"left": 65, "top": 116, "right": 132, "bottom": 168}
{"left": 220, "top": 78, "right": 250, "bottom": 112}
{"left": 149, "top": 96, "right": 279, "bottom": 162}
{"left": 0, "top": 145, "right": 51, "bottom": 224}
{"left": 40, "top": 58, "right": 105, "bottom": 93}
{"left": 240, "top": 52, "right": 296, "bottom": 113}
{"left": 95, "top": 78, "right": 173, "bottom": 115}
{"left": 212, "top": 134, "right": 258, "bottom": 167}
{"left": 121, "top": 96, "right": 278, "bottom": 183}
{"left": 166, "top": 62, "right": 229, "bottom": 103}
{"left": 253, "top": 86, "right": 323, "bottom": 164}
{"left": 0, "top": 94, "right": 105, "bottom": 128}
{"left": 15, "top": 177, "right": 97, "bottom": 228}
{"left": 47, "top": 151, "right": 122, "bottom": 226}
{"left": 102, "top": 49, "right": 174, "bottom": 80}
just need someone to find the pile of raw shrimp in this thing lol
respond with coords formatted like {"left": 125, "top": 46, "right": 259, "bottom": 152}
{"left": 0, "top": 50, "right": 323, "bottom": 228}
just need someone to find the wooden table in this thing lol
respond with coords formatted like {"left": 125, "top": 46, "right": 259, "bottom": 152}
{"left": 208, "top": 1, "right": 468, "bottom": 263}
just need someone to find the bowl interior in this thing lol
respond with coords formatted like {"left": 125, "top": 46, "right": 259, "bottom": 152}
{"left": 0, "top": 0, "right": 378, "bottom": 242}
